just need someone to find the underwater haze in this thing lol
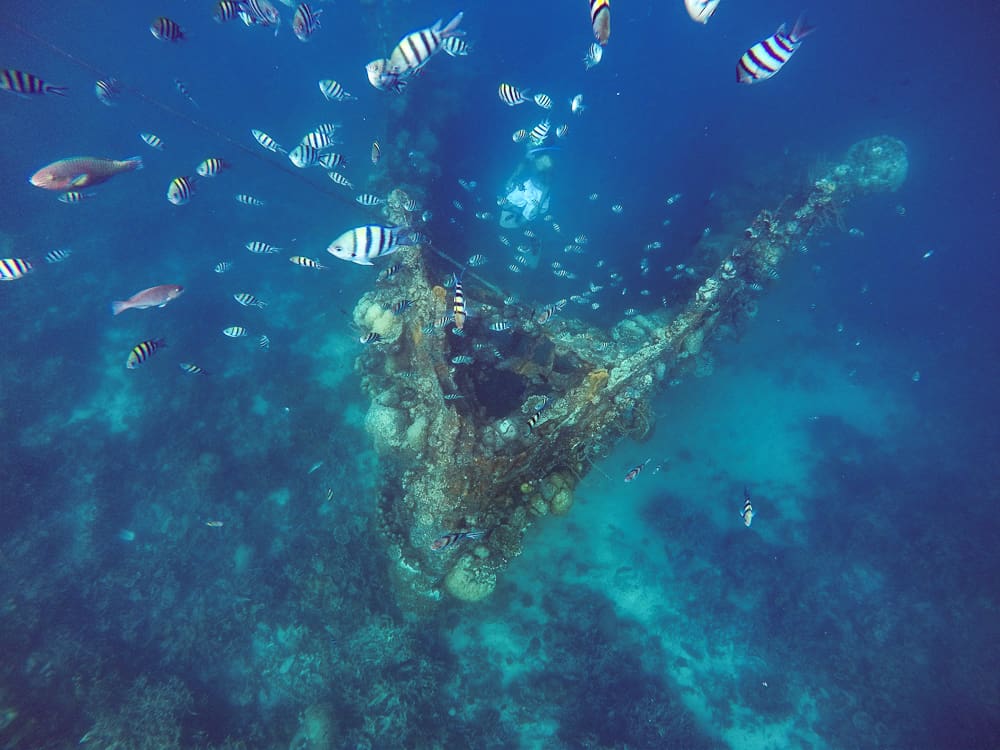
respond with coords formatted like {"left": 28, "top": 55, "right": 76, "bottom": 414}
{"left": 1, "top": 1, "right": 998, "bottom": 748}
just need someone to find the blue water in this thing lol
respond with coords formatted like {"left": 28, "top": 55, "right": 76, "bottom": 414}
{"left": 1, "top": 1, "right": 998, "bottom": 748}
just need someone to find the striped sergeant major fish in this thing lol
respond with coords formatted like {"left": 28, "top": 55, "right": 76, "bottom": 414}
{"left": 328, "top": 171, "right": 354, "bottom": 188}
{"left": 292, "top": 3, "right": 322, "bottom": 42}
{"left": 590, "top": 0, "right": 611, "bottom": 45}
{"left": 741, "top": 486, "right": 754, "bottom": 527}
{"left": 246, "top": 241, "right": 281, "bottom": 254}
{"left": 288, "top": 144, "right": 322, "bottom": 168}
{"left": 442, "top": 37, "right": 471, "bottom": 57}
{"left": 179, "top": 362, "right": 208, "bottom": 375}
{"left": 251, "top": 128, "right": 286, "bottom": 154}
{"left": 289, "top": 256, "right": 327, "bottom": 270}
{"left": 235, "top": 194, "right": 265, "bottom": 207}
{"left": 325, "top": 225, "right": 423, "bottom": 266}
{"left": 1, "top": 69, "right": 67, "bottom": 97}
{"left": 44, "top": 248, "right": 72, "bottom": 264}
{"left": 529, "top": 120, "right": 551, "bottom": 146}
{"left": 318, "top": 152, "right": 347, "bottom": 169}
{"left": 533, "top": 93, "right": 553, "bottom": 109}
{"left": 94, "top": 78, "right": 121, "bottom": 106}
{"left": 150, "top": 17, "right": 185, "bottom": 42}
{"left": 196, "top": 158, "right": 228, "bottom": 177}
{"left": 223, "top": 326, "right": 249, "bottom": 338}
{"left": 526, "top": 396, "right": 552, "bottom": 430}
{"left": 126, "top": 338, "right": 166, "bottom": 369}
{"left": 234, "top": 292, "right": 267, "bottom": 308}
{"left": 140, "top": 132, "right": 164, "bottom": 150}
{"left": 257, "top": 334, "right": 270, "bottom": 351}
{"left": 498, "top": 82, "right": 530, "bottom": 106}
{"left": 386, "top": 12, "right": 464, "bottom": 79}
{"left": 452, "top": 271, "right": 466, "bottom": 330}
{"left": 430, "top": 528, "right": 491, "bottom": 551}
{"left": 318, "top": 79, "right": 356, "bottom": 102}
{"left": 0, "top": 258, "right": 33, "bottom": 281}
{"left": 213, "top": 0, "right": 245, "bottom": 23}
{"left": 356, "top": 194, "right": 384, "bottom": 207}
{"left": 241, "top": 0, "right": 281, "bottom": 34}
{"left": 737, "top": 15, "right": 815, "bottom": 84}
{"left": 167, "top": 176, "right": 196, "bottom": 206}
{"left": 371, "top": 141, "right": 381, "bottom": 165}
{"left": 58, "top": 191, "right": 95, "bottom": 204}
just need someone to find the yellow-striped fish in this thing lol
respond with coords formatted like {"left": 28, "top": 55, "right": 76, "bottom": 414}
{"left": 126, "top": 338, "right": 166, "bottom": 369}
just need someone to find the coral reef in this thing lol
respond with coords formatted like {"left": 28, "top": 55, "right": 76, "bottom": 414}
{"left": 356, "top": 137, "right": 910, "bottom": 607}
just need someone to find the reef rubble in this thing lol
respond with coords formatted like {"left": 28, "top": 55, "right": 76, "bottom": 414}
{"left": 355, "top": 137, "right": 909, "bottom": 609}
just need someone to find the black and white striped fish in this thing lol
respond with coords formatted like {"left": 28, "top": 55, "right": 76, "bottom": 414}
{"left": 498, "top": 82, "right": 529, "bottom": 106}
{"left": 44, "top": 248, "right": 72, "bottom": 264}
{"left": 356, "top": 194, "right": 384, "bottom": 207}
{"left": 377, "top": 262, "right": 402, "bottom": 281}
{"left": 150, "top": 17, "right": 185, "bottom": 42}
{"left": 0, "top": 258, "right": 33, "bottom": 281}
{"left": 127, "top": 338, "right": 166, "bottom": 369}
{"left": 179, "top": 362, "right": 208, "bottom": 375}
{"left": 235, "top": 194, "right": 265, "bottom": 207}
{"left": 257, "top": 334, "right": 270, "bottom": 351}
{"left": 489, "top": 320, "right": 513, "bottom": 333}
{"left": 223, "top": 326, "right": 249, "bottom": 338}
{"left": 452, "top": 272, "right": 466, "bottom": 330}
{"left": 326, "top": 225, "right": 421, "bottom": 266}
{"left": 246, "top": 241, "right": 281, "bottom": 254}
{"left": 371, "top": 141, "right": 381, "bottom": 165}
{"left": 526, "top": 397, "right": 552, "bottom": 430}
{"left": 467, "top": 254, "right": 487, "bottom": 267}
{"left": 251, "top": 128, "right": 285, "bottom": 153}
{"left": 288, "top": 144, "right": 322, "bottom": 168}
{"left": 328, "top": 171, "right": 354, "bottom": 189}
{"left": 529, "top": 120, "right": 551, "bottom": 146}
{"left": 533, "top": 93, "right": 553, "bottom": 109}
{"left": 289, "top": 255, "right": 326, "bottom": 270}
{"left": 390, "top": 299, "right": 413, "bottom": 316}
{"left": 1, "top": 69, "right": 67, "bottom": 97}
{"left": 386, "top": 12, "right": 464, "bottom": 78}
{"left": 214, "top": 261, "right": 233, "bottom": 273}
{"left": 196, "top": 158, "right": 228, "bottom": 177}
{"left": 292, "top": 3, "right": 322, "bottom": 42}
{"left": 741, "top": 486, "right": 754, "bottom": 526}
{"left": 318, "top": 152, "right": 347, "bottom": 169}
{"left": 318, "top": 79, "right": 356, "bottom": 102}
{"left": 167, "top": 176, "right": 196, "bottom": 206}
{"left": 234, "top": 292, "right": 267, "bottom": 308}
{"left": 442, "top": 37, "right": 471, "bottom": 57}
{"left": 94, "top": 78, "right": 121, "bottom": 105}
{"left": 213, "top": 0, "right": 245, "bottom": 23}
{"left": 58, "top": 191, "right": 95, "bottom": 204}
{"left": 140, "top": 132, "right": 164, "bottom": 150}
{"left": 737, "top": 15, "right": 815, "bottom": 84}
{"left": 360, "top": 332, "right": 382, "bottom": 344}
{"left": 512, "top": 128, "right": 528, "bottom": 143}
{"left": 299, "top": 131, "right": 335, "bottom": 149}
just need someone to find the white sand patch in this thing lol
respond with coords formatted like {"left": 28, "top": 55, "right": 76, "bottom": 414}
{"left": 480, "top": 341, "right": 910, "bottom": 747}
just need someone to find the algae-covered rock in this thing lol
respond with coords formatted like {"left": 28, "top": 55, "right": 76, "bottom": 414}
{"left": 443, "top": 555, "right": 496, "bottom": 602}
{"left": 289, "top": 702, "right": 337, "bottom": 750}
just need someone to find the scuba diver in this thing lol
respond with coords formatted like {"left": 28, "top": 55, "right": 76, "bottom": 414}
{"left": 499, "top": 147, "right": 558, "bottom": 231}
